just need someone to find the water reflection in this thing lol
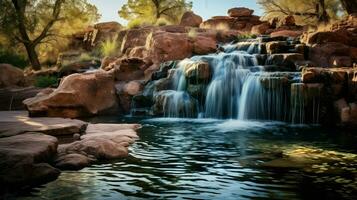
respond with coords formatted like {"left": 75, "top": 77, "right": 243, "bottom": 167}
{"left": 18, "top": 118, "right": 357, "bottom": 200}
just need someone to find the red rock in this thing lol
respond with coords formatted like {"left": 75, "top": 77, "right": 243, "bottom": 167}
{"left": 251, "top": 22, "right": 271, "bottom": 35}
{"left": 180, "top": 11, "right": 203, "bottom": 27}
{"left": 270, "top": 30, "right": 303, "bottom": 38}
{"left": 0, "top": 64, "right": 26, "bottom": 88}
{"left": 228, "top": 7, "right": 254, "bottom": 17}
{"left": 193, "top": 36, "right": 217, "bottom": 55}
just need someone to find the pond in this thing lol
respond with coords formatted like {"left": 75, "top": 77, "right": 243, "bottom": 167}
{"left": 17, "top": 117, "right": 357, "bottom": 200}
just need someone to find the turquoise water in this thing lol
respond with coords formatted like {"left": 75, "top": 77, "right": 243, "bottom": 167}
{"left": 17, "top": 118, "right": 357, "bottom": 200}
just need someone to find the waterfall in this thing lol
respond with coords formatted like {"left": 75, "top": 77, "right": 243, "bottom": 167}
{"left": 143, "top": 38, "right": 321, "bottom": 123}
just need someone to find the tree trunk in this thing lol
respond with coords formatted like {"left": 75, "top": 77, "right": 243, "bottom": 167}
{"left": 24, "top": 44, "right": 41, "bottom": 71}
{"left": 317, "top": 0, "right": 330, "bottom": 23}
{"left": 340, "top": 0, "right": 357, "bottom": 14}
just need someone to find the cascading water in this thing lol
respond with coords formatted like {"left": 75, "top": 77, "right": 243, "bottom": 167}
{"left": 141, "top": 38, "right": 320, "bottom": 124}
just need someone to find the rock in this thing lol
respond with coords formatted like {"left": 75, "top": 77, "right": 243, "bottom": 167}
{"left": 251, "top": 22, "right": 271, "bottom": 35}
{"left": 0, "top": 133, "right": 60, "bottom": 187}
{"left": 302, "top": 30, "right": 351, "bottom": 46}
{"left": 115, "top": 81, "right": 144, "bottom": 113}
{"left": 183, "top": 61, "right": 211, "bottom": 83}
{"left": 180, "top": 11, "right": 203, "bottom": 27}
{"left": 0, "top": 111, "right": 87, "bottom": 137}
{"left": 94, "top": 21, "right": 122, "bottom": 31}
{"left": 0, "top": 87, "right": 43, "bottom": 111}
{"left": 330, "top": 56, "right": 352, "bottom": 67}
{"left": 270, "top": 30, "right": 303, "bottom": 38}
{"left": 0, "top": 64, "right": 26, "bottom": 88}
{"left": 282, "top": 15, "right": 296, "bottom": 26}
{"left": 73, "top": 133, "right": 81, "bottom": 140}
{"left": 192, "top": 36, "right": 217, "bottom": 55}
{"left": 266, "top": 41, "right": 289, "bottom": 54}
{"left": 309, "top": 42, "right": 351, "bottom": 67}
{"left": 106, "top": 57, "right": 150, "bottom": 81}
{"left": 267, "top": 53, "right": 305, "bottom": 69}
{"left": 123, "top": 81, "right": 144, "bottom": 96}
{"left": 152, "top": 61, "right": 179, "bottom": 80}
{"left": 59, "top": 60, "right": 101, "bottom": 76}
{"left": 85, "top": 123, "right": 141, "bottom": 134}
{"left": 54, "top": 153, "right": 92, "bottom": 170}
{"left": 127, "top": 46, "right": 148, "bottom": 59}
{"left": 152, "top": 90, "right": 197, "bottom": 117}
{"left": 228, "top": 7, "right": 254, "bottom": 17}
{"left": 334, "top": 99, "right": 357, "bottom": 125}
{"left": 23, "top": 71, "right": 118, "bottom": 118}
{"left": 147, "top": 31, "right": 193, "bottom": 64}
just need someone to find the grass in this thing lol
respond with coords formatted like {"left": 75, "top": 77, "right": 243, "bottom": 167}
{"left": 100, "top": 39, "right": 117, "bottom": 57}
{"left": 236, "top": 33, "right": 257, "bottom": 40}
{"left": 127, "top": 18, "right": 153, "bottom": 29}
{"left": 35, "top": 75, "right": 59, "bottom": 88}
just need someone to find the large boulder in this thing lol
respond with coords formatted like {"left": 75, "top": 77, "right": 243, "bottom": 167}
{"left": 228, "top": 7, "right": 254, "bottom": 17}
{"left": 0, "top": 64, "right": 26, "bottom": 88}
{"left": 308, "top": 42, "right": 354, "bottom": 67}
{"left": 192, "top": 36, "right": 218, "bottom": 55}
{"left": 180, "top": 11, "right": 203, "bottom": 27}
{"left": 146, "top": 31, "right": 193, "bottom": 64}
{"left": 251, "top": 22, "right": 271, "bottom": 35}
{"left": 104, "top": 57, "right": 151, "bottom": 81}
{"left": 0, "top": 133, "right": 60, "bottom": 187}
{"left": 23, "top": 71, "right": 118, "bottom": 118}
{"left": 0, "top": 87, "right": 43, "bottom": 111}
{"left": 183, "top": 60, "right": 211, "bottom": 83}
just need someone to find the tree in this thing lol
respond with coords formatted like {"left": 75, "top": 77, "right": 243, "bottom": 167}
{"left": 119, "top": 0, "right": 192, "bottom": 26}
{"left": 340, "top": 0, "right": 357, "bottom": 14}
{"left": 0, "top": 0, "right": 100, "bottom": 70}
{"left": 257, "top": 0, "right": 342, "bottom": 25}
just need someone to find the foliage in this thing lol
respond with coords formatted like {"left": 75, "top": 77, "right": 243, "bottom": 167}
{"left": 100, "top": 39, "right": 118, "bottom": 57}
{"left": 237, "top": 34, "right": 257, "bottom": 41}
{"left": 0, "top": 0, "right": 100, "bottom": 70}
{"left": 127, "top": 18, "right": 154, "bottom": 29}
{"left": 0, "top": 48, "right": 28, "bottom": 69}
{"left": 257, "top": 0, "right": 344, "bottom": 25}
{"left": 35, "top": 75, "right": 59, "bottom": 88}
{"left": 119, "top": 0, "right": 192, "bottom": 28}
{"left": 155, "top": 18, "right": 172, "bottom": 26}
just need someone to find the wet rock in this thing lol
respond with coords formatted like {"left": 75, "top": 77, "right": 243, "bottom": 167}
{"left": 0, "top": 64, "right": 27, "bottom": 88}
{"left": 152, "top": 90, "right": 197, "bottom": 117}
{"left": 0, "top": 111, "right": 87, "bottom": 137}
{"left": 266, "top": 41, "right": 289, "bottom": 54}
{"left": 24, "top": 71, "right": 118, "bottom": 118}
{"left": 180, "top": 11, "right": 203, "bottom": 27}
{"left": 54, "top": 153, "right": 92, "bottom": 170}
{"left": 152, "top": 61, "right": 179, "bottom": 80}
{"left": 228, "top": 7, "right": 254, "bottom": 17}
{"left": 0, "top": 133, "right": 60, "bottom": 187}
{"left": 184, "top": 61, "right": 211, "bottom": 83}
{"left": 267, "top": 53, "right": 305, "bottom": 69}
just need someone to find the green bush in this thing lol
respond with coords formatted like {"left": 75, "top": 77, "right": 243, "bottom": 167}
{"left": 0, "top": 48, "right": 28, "bottom": 69}
{"left": 236, "top": 33, "right": 257, "bottom": 41}
{"left": 100, "top": 39, "right": 117, "bottom": 57}
{"left": 35, "top": 75, "right": 59, "bottom": 88}
{"left": 127, "top": 18, "right": 153, "bottom": 29}
{"left": 155, "top": 18, "right": 172, "bottom": 26}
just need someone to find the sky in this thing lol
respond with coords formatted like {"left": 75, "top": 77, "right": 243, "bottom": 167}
{"left": 88, "top": 0, "right": 262, "bottom": 25}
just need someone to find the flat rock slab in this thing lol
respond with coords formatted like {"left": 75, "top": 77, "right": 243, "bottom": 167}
{"left": 55, "top": 123, "right": 140, "bottom": 170}
{"left": 0, "top": 111, "right": 87, "bottom": 137}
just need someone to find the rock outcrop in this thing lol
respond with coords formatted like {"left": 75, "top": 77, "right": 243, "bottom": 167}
{"left": 24, "top": 70, "right": 118, "bottom": 118}
{"left": 201, "top": 7, "right": 262, "bottom": 32}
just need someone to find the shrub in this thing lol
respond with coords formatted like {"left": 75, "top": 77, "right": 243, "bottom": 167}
{"left": 127, "top": 18, "right": 153, "bottom": 29}
{"left": 0, "top": 48, "right": 28, "bottom": 69}
{"left": 100, "top": 39, "right": 117, "bottom": 57}
{"left": 188, "top": 28, "right": 198, "bottom": 39}
{"left": 155, "top": 18, "right": 172, "bottom": 26}
{"left": 79, "top": 53, "right": 92, "bottom": 62}
{"left": 35, "top": 75, "right": 59, "bottom": 88}
{"left": 236, "top": 33, "right": 257, "bottom": 41}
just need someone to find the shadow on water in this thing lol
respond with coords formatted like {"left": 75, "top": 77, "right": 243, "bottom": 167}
{"left": 12, "top": 117, "right": 357, "bottom": 200}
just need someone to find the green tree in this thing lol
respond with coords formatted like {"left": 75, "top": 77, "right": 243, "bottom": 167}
{"left": 257, "top": 0, "right": 343, "bottom": 25}
{"left": 119, "top": 0, "right": 192, "bottom": 27}
{"left": 0, "top": 0, "right": 100, "bottom": 70}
